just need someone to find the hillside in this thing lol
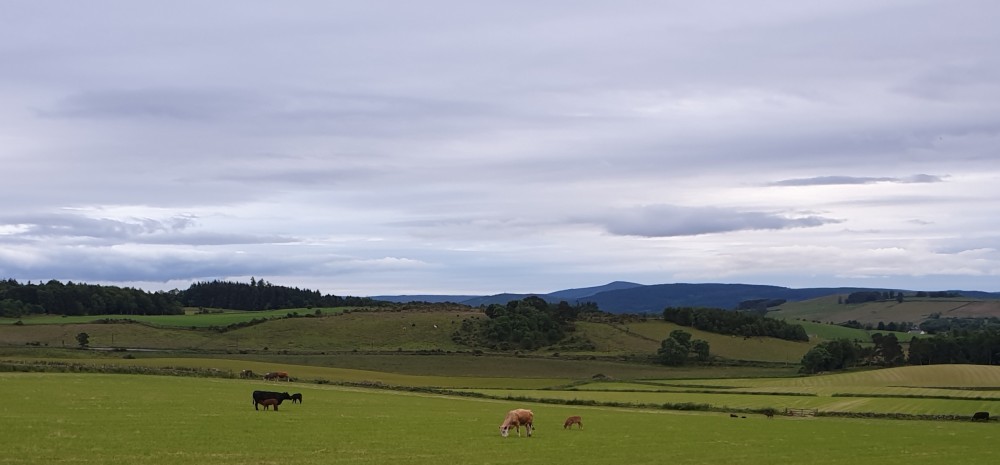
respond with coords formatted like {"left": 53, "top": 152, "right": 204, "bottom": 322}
{"left": 770, "top": 295, "right": 1000, "bottom": 325}
{"left": 580, "top": 284, "right": 866, "bottom": 313}
{"left": 377, "top": 282, "right": 1000, "bottom": 313}
{"left": 0, "top": 305, "right": 830, "bottom": 367}
{"left": 0, "top": 310, "right": 478, "bottom": 353}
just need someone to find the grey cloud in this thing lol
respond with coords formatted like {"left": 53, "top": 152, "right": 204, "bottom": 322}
{"left": 214, "top": 165, "right": 385, "bottom": 187}
{"left": 585, "top": 205, "right": 839, "bottom": 237}
{"left": 3, "top": 1, "right": 1000, "bottom": 294}
{"left": 42, "top": 88, "right": 268, "bottom": 121}
{"left": 0, "top": 247, "right": 308, "bottom": 283}
{"left": 42, "top": 87, "right": 506, "bottom": 138}
{"left": 0, "top": 214, "right": 296, "bottom": 246}
{"left": 770, "top": 174, "right": 944, "bottom": 186}
{"left": 278, "top": 91, "right": 497, "bottom": 121}
{"left": 0, "top": 214, "right": 192, "bottom": 240}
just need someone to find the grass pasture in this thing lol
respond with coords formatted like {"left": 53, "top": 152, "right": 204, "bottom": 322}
{"left": 0, "top": 352, "right": 799, "bottom": 387}
{"left": 621, "top": 320, "right": 814, "bottom": 363}
{"left": 2, "top": 372, "right": 998, "bottom": 465}
{"left": 3, "top": 307, "right": 869, "bottom": 367}
{"left": 0, "top": 310, "right": 482, "bottom": 353}
{"left": 0, "top": 307, "right": 349, "bottom": 327}
{"left": 459, "top": 365, "right": 1000, "bottom": 418}
{"left": 787, "top": 320, "right": 918, "bottom": 343}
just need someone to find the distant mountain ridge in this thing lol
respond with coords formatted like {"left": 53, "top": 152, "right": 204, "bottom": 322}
{"left": 373, "top": 282, "right": 1000, "bottom": 313}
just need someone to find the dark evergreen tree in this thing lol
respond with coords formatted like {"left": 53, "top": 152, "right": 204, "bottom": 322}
{"left": 662, "top": 306, "right": 808, "bottom": 342}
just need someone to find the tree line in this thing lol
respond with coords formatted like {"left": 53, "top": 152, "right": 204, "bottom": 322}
{"left": 0, "top": 279, "right": 182, "bottom": 316}
{"left": 918, "top": 316, "right": 1000, "bottom": 334}
{"left": 180, "top": 278, "right": 379, "bottom": 310}
{"left": 801, "top": 328, "right": 1000, "bottom": 373}
{"left": 662, "top": 306, "right": 809, "bottom": 342}
{"left": 0, "top": 278, "right": 379, "bottom": 317}
{"left": 840, "top": 290, "right": 961, "bottom": 304}
{"left": 837, "top": 320, "right": 914, "bottom": 332}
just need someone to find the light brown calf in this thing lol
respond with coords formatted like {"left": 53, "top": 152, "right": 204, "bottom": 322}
{"left": 563, "top": 415, "right": 583, "bottom": 429}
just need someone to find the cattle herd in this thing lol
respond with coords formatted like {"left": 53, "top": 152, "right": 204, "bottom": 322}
{"left": 240, "top": 369, "right": 292, "bottom": 381}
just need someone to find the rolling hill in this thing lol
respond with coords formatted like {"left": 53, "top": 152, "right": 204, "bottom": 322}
{"left": 376, "top": 282, "right": 1000, "bottom": 314}
{"left": 770, "top": 295, "right": 1000, "bottom": 325}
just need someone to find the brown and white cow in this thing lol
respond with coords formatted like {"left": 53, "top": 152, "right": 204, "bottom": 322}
{"left": 499, "top": 409, "right": 534, "bottom": 437}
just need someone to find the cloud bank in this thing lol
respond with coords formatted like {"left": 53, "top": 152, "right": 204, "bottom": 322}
{"left": 2, "top": 1, "right": 1000, "bottom": 295}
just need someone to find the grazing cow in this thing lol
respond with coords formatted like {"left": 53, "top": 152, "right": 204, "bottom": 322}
{"left": 252, "top": 390, "right": 292, "bottom": 410}
{"left": 730, "top": 414, "right": 739, "bottom": 418}
{"left": 263, "top": 371, "right": 291, "bottom": 382}
{"left": 973, "top": 411, "right": 990, "bottom": 421}
{"left": 290, "top": 393, "right": 302, "bottom": 404}
{"left": 259, "top": 398, "right": 281, "bottom": 411}
{"left": 499, "top": 409, "right": 534, "bottom": 438}
{"left": 239, "top": 369, "right": 254, "bottom": 379}
{"left": 563, "top": 415, "right": 583, "bottom": 429}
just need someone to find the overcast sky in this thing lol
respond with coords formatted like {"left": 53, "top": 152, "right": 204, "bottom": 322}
{"left": 2, "top": 1, "right": 999, "bottom": 296}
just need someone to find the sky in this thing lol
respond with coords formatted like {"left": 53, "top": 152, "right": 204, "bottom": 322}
{"left": 2, "top": 1, "right": 1000, "bottom": 297}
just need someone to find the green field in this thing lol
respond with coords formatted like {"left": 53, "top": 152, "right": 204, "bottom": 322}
{"left": 4, "top": 297, "right": 1000, "bottom": 463}
{"left": 455, "top": 365, "right": 1000, "bottom": 417}
{"left": 1, "top": 305, "right": 913, "bottom": 367}
{"left": 1, "top": 372, "right": 998, "bottom": 465}
{"left": 0, "top": 310, "right": 482, "bottom": 352}
{"left": 0, "top": 307, "right": 350, "bottom": 327}
{"left": 623, "top": 320, "right": 814, "bottom": 363}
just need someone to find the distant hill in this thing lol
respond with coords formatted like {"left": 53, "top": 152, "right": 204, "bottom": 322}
{"left": 375, "top": 282, "right": 1000, "bottom": 315}
{"left": 373, "top": 282, "right": 645, "bottom": 307}
{"left": 371, "top": 295, "right": 481, "bottom": 304}
{"left": 581, "top": 284, "right": 877, "bottom": 313}
{"left": 546, "top": 281, "right": 646, "bottom": 300}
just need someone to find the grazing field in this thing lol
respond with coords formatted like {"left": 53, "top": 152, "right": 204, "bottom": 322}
{"left": 786, "top": 320, "right": 918, "bottom": 343}
{"left": 462, "top": 387, "right": 999, "bottom": 416}
{"left": 0, "top": 310, "right": 481, "bottom": 352}
{"left": 0, "top": 351, "right": 801, "bottom": 385}
{"left": 2, "top": 307, "right": 882, "bottom": 366}
{"left": 1, "top": 372, "right": 997, "bottom": 465}
{"left": 621, "top": 320, "right": 814, "bottom": 362}
{"left": 0, "top": 307, "right": 349, "bottom": 327}
{"left": 459, "top": 365, "right": 1000, "bottom": 417}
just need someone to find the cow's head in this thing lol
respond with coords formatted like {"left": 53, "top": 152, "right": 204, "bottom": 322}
{"left": 499, "top": 425, "right": 510, "bottom": 437}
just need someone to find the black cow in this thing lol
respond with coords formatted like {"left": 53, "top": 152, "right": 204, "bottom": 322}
{"left": 973, "top": 411, "right": 990, "bottom": 421}
{"left": 252, "top": 390, "right": 292, "bottom": 410}
{"left": 290, "top": 393, "right": 303, "bottom": 404}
